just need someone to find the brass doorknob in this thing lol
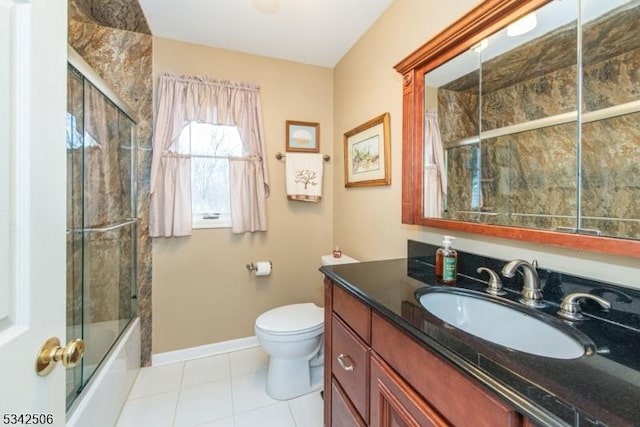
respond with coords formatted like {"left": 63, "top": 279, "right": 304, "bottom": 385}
{"left": 35, "top": 337, "right": 85, "bottom": 376}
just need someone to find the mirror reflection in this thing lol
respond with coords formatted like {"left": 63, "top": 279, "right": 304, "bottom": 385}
{"left": 580, "top": 0, "right": 640, "bottom": 239}
{"left": 423, "top": 0, "right": 640, "bottom": 240}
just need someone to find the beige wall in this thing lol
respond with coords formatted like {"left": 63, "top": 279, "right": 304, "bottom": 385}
{"left": 152, "top": 37, "right": 334, "bottom": 353}
{"left": 332, "top": 0, "right": 481, "bottom": 262}
{"left": 333, "top": 0, "right": 640, "bottom": 288}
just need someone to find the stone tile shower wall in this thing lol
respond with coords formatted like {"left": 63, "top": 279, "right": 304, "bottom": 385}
{"left": 437, "top": 8, "right": 640, "bottom": 239}
{"left": 68, "top": 0, "right": 153, "bottom": 366}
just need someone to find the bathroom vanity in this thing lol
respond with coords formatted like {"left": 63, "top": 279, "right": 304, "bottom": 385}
{"left": 325, "top": 278, "right": 524, "bottom": 427}
{"left": 320, "top": 241, "right": 640, "bottom": 427}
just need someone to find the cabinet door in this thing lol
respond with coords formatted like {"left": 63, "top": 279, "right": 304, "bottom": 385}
{"left": 371, "top": 354, "right": 450, "bottom": 427}
{"left": 332, "top": 379, "right": 367, "bottom": 427}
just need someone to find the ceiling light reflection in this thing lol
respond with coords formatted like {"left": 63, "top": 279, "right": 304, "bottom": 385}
{"left": 507, "top": 12, "right": 537, "bottom": 37}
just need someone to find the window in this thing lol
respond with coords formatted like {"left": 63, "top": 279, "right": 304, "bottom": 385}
{"left": 150, "top": 74, "right": 268, "bottom": 237}
{"left": 174, "top": 122, "right": 243, "bottom": 228}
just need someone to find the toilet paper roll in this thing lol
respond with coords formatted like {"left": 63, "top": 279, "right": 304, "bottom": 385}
{"left": 255, "top": 261, "right": 272, "bottom": 276}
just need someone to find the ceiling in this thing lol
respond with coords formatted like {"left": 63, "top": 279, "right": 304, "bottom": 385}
{"left": 138, "top": 0, "right": 395, "bottom": 68}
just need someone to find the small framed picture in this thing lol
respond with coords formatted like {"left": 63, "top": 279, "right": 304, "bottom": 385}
{"left": 344, "top": 112, "right": 391, "bottom": 187}
{"left": 286, "top": 120, "right": 320, "bottom": 153}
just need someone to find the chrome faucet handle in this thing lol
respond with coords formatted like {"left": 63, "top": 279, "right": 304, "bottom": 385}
{"left": 557, "top": 292, "right": 611, "bottom": 321}
{"left": 477, "top": 267, "right": 506, "bottom": 296}
{"left": 501, "top": 259, "right": 544, "bottom": 307}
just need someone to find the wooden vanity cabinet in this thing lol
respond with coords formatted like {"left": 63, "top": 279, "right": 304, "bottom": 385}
{"left": 326, "top": 280, "right": 372, "bottom": 425}
{"left": 324, "top": 278, "right": 526, "bottom": 427}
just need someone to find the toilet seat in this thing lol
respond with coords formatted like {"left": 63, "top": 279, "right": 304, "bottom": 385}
{"left": 255, "top": 303, "right": 323, "bottom": 336}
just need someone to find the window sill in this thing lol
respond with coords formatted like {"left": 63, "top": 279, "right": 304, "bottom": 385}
{"left": 193, "top": 217, "right": 231, "bottom": 229}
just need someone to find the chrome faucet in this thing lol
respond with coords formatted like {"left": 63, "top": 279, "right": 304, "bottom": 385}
{"left": 501, "top": 259, "right": 544, "bottom": 307}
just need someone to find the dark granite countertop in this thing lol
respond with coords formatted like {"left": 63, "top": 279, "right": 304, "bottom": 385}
{"left": 320, "top": 257, "right": 640, "bottom": 427}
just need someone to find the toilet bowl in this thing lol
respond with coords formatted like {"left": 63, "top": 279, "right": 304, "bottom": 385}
{"left": 255, "top": 254, "right": 358, "bottom": 400}
{"left": 255, "top": 303, "right": 324, "bottom": 400}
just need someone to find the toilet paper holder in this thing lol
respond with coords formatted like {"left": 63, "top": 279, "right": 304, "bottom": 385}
{"left": 246, "top": 261, "right": 272, "bottom": 271}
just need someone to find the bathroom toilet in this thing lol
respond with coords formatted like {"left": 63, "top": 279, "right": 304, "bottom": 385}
{"left": 255, "top": 303, "right": 324, "bottom": 400}
{"left": 255, "top": 254, "right": 358, "bottom": 400}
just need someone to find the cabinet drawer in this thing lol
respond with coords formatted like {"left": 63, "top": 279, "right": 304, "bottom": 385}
{"left": 371, "top": 312, "right": 521, "bottom": 427}
{"left": 333, "top": 284, "right": 371, "bottom": 343}
{"left": 332, "top": 379, "right": 367, "bottom": 427}
{"left": 332, "top": 314, "right": 370, "bottom": 423}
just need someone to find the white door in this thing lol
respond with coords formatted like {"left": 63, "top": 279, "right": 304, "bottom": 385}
{"left": 0, "top": 1, "right": 68, "bottom": 425}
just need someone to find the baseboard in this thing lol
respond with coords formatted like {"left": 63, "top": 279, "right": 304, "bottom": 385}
{"left": 151, "top": 335, "right": 259, "bottom": 366}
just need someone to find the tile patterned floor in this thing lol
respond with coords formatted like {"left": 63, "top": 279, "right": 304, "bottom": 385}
{"left": 116, "top": 347, "right": 323, "bottom": 427}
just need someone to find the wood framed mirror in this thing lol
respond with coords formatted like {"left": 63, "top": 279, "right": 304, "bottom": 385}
{"left": 395, "top": 0, "right": 640, "bottom": 257}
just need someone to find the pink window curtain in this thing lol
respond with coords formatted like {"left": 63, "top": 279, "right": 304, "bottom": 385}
{"left": 149, "top": 73, "right": 270, "bottom": 237}
{"left": 424, "top": 111, "right": 447, "bottom": 218}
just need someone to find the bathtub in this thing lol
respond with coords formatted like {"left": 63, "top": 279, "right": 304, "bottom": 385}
{"left": 66, "top": 317, "right": 140, "bottom": 427}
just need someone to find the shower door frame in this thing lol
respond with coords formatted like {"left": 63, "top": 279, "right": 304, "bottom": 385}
{"left": 66, "top": 46, "right": 139, "bottom": 409}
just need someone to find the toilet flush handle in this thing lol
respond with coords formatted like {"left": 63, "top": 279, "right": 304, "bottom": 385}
{"left": 337, "top": 353, "right": 354, "bottom": 371}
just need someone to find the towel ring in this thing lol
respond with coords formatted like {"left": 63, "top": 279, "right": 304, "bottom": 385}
{"left": 275, "top": 152, "right": 330, "bottom": 162}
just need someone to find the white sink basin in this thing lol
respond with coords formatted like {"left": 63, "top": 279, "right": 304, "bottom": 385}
{"left": 417, "top": 288, "right": 594, "bottom": 359}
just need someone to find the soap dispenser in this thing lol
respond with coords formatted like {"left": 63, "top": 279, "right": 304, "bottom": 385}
{"left": 436, "top": 236, "right": 458, "bottom": 285}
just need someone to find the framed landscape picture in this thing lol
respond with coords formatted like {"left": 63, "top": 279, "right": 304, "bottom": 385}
{"left": 344, "top": 112, "right": 390, "bottom": 187}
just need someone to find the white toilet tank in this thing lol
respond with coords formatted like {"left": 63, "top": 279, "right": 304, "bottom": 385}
{"left": 321, "top": 254, "right": 359, "bottom": 265}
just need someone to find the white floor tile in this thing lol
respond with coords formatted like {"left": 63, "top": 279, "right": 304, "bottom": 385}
{"left": 116, "top": 391, "right": 178, "bottom": 427}
{"left": 231, "top": 370, "right": 278, "bottom": 414}
{"left": 229, "top": 346, "right": 269, "bottom": 377}
{"left": 288, "top": 391, "right": 324, "bottom": 427}
{"left": 183, "top": 353, "right": 230, "bottom": 388}
{"left": 173, "top": 380, "right": 234, "bottom": 427}
{"left": 196, "top": 417, "right": 234, "bottom": 427}
{"left": 128, "top": 363, "right": 184, "bottom": 400}
{"left": 234, "top": 402, "right": 296, "bottom": 427}
{"left": 118, "top": 348, "right": 323, "bottom": 427}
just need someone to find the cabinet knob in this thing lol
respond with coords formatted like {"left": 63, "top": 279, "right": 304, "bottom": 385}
{"left": 337, "top": 353, "right": 355, "bottom": 371}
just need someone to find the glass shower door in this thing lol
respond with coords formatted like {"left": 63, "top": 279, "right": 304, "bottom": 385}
{"left": 66, "top": 63, "right": 137, "bottom": 409}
